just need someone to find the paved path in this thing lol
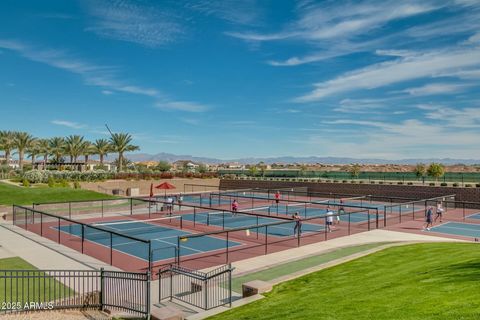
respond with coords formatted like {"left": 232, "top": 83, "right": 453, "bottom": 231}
{"left": 223, "top": 229, "right": 464, "bottom": 276}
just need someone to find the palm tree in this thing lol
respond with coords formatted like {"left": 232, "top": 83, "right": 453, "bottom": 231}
{"left": 26, "top": 140, "right": 40, "bottom": 167}
{"left": 37, "top": 139, "right": 51, "bottom": 169}
{"left": 93, "top": 139, "right": 111, "bottom": 165}
{"left": 109, "top": 133, "right": 139, "bottom": 172}
{"left": 0, "top": 131, "right": 16, "bottom": 164}
{"left": 49, "top": 137, "right": 65, "bottom": 163}
{"left": 81, "top": 140, "right": 94, "bottom": 164}
{"left": 64, "top": 135, "right": 85, "bottom": 163}
{"left": 14, "top": 132, "right": 36, "bottom": 171}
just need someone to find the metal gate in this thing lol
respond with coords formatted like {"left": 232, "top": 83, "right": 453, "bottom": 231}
{"left": 0, "top": 268, "right": 150, "bottom": 318}
{"left": 158, "top": 264, "right": 233, "bottom": 310}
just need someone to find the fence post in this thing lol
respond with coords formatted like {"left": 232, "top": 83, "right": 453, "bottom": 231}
{"left": 148, "top": 241, "right": 153, "bottom": 274}
{"left": 101, "top": 200, "right": 104, "bottom": 218}
{"left": 204, "top": 278, "right": 208, "bottom": 310}
{"left": 69, "top": 202, "right": 71, "bottom": 219}
{"left": 226, "top": 231, "right": 229, "bottom": 263}
{"left": 110, "top": 233, "right": 113, "bottom": 265}
{"left": 81, "top": 224, "right": 84, "bottom": 253}
{"left": 100, "top": 268, "right": 105, "bottom": 311}
{"left": 264, "top": 226, "right": 268, "bottom": 255}
{"left": 228, "top": 263, "right": 232, "bottom": 307}
{"left": 130, "top": 198, "right": 133, "bottom": 215}
{"left": 146, "top": 271, "right": 151, "bottom": 319}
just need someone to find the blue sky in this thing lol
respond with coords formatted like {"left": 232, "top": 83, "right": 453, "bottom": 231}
{"left": 1, "top": 0, "right": 480, "bottom": 160}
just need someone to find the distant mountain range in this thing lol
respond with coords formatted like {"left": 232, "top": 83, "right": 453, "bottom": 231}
{"left": 125, "top": 152, "right": 480, "bottom": 165}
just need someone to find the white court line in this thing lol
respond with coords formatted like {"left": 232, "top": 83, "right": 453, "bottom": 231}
{"left": 152, "top": 238, "right": 203, "bottom": 253}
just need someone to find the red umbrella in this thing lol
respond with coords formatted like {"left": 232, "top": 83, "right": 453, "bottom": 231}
{"left": 155, "top": 182, "right": 176, "bottom": 197}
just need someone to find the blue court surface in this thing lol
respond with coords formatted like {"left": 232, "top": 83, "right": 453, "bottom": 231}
{"left": 182, "top": 195, "right": 231, "bottom": 206}
{"left": 56, "top": 220, "right": 242, "bottom": 262}
{"left": 428, "top": 222, "right": 480, "bottom": 238}
{"left": 180, "top": 211, "right": 325, "bottom": 236}
{"left": 466, "top": 212, "right": 480, "bottom": 219}
{"left": 270, "top": 205, "right": 374, "bottom": 223}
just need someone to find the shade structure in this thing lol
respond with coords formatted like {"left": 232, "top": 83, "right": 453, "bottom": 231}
{"left": 155, "top": 182, "right": 176, "bottom": 197}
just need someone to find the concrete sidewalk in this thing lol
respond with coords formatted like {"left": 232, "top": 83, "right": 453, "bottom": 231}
{"left": 219, "top": 229, "right": 464, "bottom": 276}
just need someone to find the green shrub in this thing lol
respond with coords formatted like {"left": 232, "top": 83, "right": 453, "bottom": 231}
{"left": 22, "top": 179, "right": 30, "bottom": 187}
{"left": 350, "top": 180, "right": 356, "bottom": 183}
{"left": 47, "top": 176, "right": 55, "bottom": 188}
{"left": 370, "top": 181, "right": 375, "bottom": 184}
{"left": 397, "top": 182, "right": 403, "bottom": 185}
{"left": 440, "top": 182, "right": 447, "bottom": 186}
{"left": 476, "top": 183, "right": 480, "bottom": 188}
{"left": 379, "top": 181, "right": 384, "bottom": 184}
{"left": 333, "top": 180, "right": 339, "bottom": 183}
{"left": 429, "top": 182, "right": 436, "bottom": 186}
{"left": 60, "top": 179, "right": 70, "bottom": 188}
{"left": 465, "top": 184, "right": 472, "bottom": 187}
{"left": 73, "top": 181, "right": 81, "bottom": 189}
{"left": 359, "top": 181, "right": 364, "bottom": 184}
{"left": 342, "top": 180, "right": 348, "bottom": 183}
{"left": 407, "top": 182, "right": 413, "bottom": 185}
{"left": 452, "top": 183, "right": 459, "bottom": 187}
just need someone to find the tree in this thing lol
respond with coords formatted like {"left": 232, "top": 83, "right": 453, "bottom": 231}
{"left": 37, "top": 139, "right": 51, "bottom": 169}
{"left": 0, "top": 131, "right": 16, "bottom": 164}
{"left": 26, "top": 140, "right": 40, "bottom": 166}
{"left": 198, "top": 163, "right": 207, "bottom": 173}
{"left": 64, "top": 135, "right": 85, "bottom": 162}
{"left": 427, "top": 163, "right": 445, "bottom": 181}
{"left": 349, "top": 163, "right": 361, "bottom": 178}
{"left": 93, "top": 139, "right": 111, "bottom": 164}
{"left": 81, "top": 141, "right": 94, "bottom": 164}
{"left": 109, "top": 133, "right": 139, "bottom": 172}
{"left": 49, "top": 137, "right": 65, "bottom": 163}
{"left": 156, "top": 160, "right": 171, "bottom": 172}
{"left": 14, "top": 132, "right": 36, "bottom": 171}
{"left": 414, "top": 163, "right": 427, "bottom": 183}
{"left": 249, "top": 166, "right": 258, "bottom": 177}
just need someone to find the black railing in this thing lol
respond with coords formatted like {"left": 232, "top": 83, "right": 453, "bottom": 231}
{"left": 175, "top": 207, "right": 376, "bottom": 266}
{"left": 158, "top": 264, "right": 233, "bottom": 310}
{"left": 12, "top": 205, "right": 153, "bottom": 273}
{"left": 0, "top": 268, "right": 150, "bottom": 318}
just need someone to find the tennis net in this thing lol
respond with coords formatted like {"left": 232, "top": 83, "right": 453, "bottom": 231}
{"left": 87, "top": 216, "right": 183, "bottom": 238}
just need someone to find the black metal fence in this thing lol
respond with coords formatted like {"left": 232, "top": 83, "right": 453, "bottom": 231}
{"left": 12, "top": 205, "right": 153, "bottom": 272}
{"left": 0, "top": 268, "right": 150, "bottom": 318}
{"left": 158, "top": 264, "right": 233, "bottom": 310}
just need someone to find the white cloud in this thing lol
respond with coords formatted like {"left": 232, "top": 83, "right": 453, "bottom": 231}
{"left": 187, "top": 0, "right": 262, "bottom": 26}
{"left": 101, "top": 90, "right": 113, "bottom": 95}
{"left": 155, "top": 101, "right": 209, "bottom": 112}
{"left": 417, "top": 105, "right": 480, "bottom": 128}
{"left": 51, "top": 120, "right": 86, "bottom": 129}
{"left": 295, "top": 48, "right": 480, "bottom": 102}
{"left": 229, "top": 1, "right": 440, "bottom": 42}
{"left": 84, "top": 0, "right": 183, "bottom": 47}
{"left": 304, "top": 117, "right": 480, "bottom": 158}
{"left": 402, "top": 83, "right": 468, "bottom": 96}
{"left": 0, "top": 39, "right": 209, "bottom": 113}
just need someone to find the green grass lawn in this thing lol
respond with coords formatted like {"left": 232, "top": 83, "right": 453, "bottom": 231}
{"left": 0, "top": 257, "right": 74, "bottom": 303}
{"left": 0, "top": 181, "right": 114, "bottom": 206}
{"left": 211, "top": 243, "right": 480, "bottom": 320}
{"left": 230, "top": 242, "right": 390, "bottom": 293}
